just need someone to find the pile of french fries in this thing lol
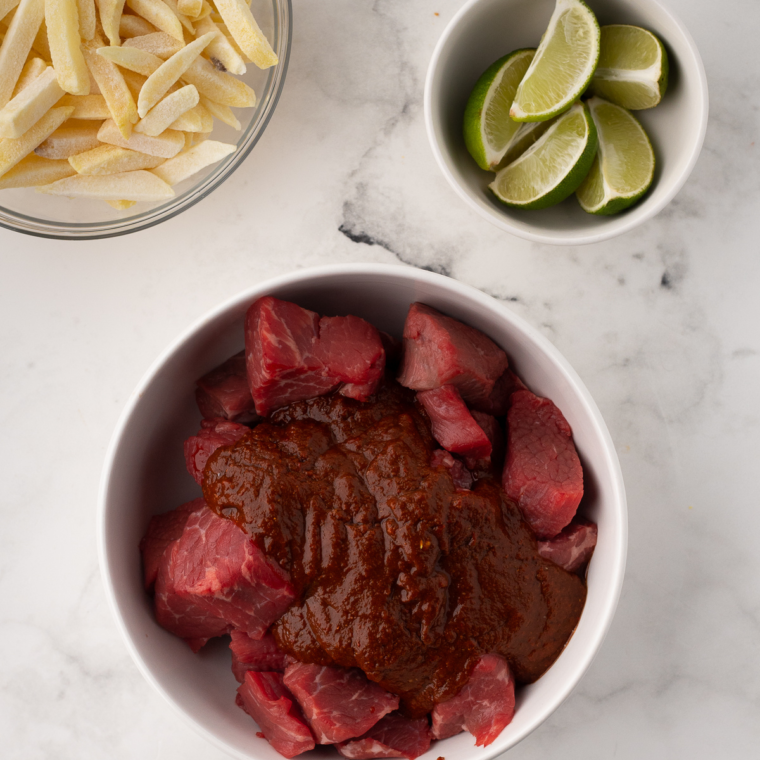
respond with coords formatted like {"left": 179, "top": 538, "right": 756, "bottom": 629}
{"left": 0, "top": 0, "right": 276, "bottom": 208}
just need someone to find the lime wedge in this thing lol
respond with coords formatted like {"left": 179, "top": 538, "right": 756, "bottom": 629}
{"left": 588, "top": 25, "right": 668, "bottom": 109}
{"left": 510, "top": 0, "right": 600, "bottom": 122}
{"left": 490, "top": 101, "right": 597, "bottom": 209}
{"left": 500, "top": 118, "right": 557, "bottom": 167}
{"left": 463, "top": 49, "right": 536, "bottom": 170}
{"left": 576, "top": 96, "right": 655, "bottom": 215}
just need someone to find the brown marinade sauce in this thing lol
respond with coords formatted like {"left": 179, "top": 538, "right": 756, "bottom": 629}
{"left": 203, "top": 378, "right": 586, "bottom": 717}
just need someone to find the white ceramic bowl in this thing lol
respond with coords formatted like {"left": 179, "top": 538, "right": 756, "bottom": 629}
{"left": 98, "top": 264, "right": 627, "bottom": 759}
{"left": 425, "top": 0, "right": 708, "bottom": 245}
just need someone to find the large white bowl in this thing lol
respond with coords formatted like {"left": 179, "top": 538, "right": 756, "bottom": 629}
{"left": 425, "top": 0, "right": 709, "bottom": 245}
{"left": 98, "top": 264, "right": 627, "bottom": 759}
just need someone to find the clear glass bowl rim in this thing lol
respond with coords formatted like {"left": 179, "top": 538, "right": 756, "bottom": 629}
{"left": 0, "top": 0, "right": 293, "bottom": 241}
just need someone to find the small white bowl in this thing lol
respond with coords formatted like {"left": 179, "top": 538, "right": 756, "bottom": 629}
{"left": 424, "top": 0, "right": 708, "bottom": 245}
{"left": 98, "top": 264, "right": 627, "bottom": 759}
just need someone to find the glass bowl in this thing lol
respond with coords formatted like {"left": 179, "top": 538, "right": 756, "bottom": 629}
{"left": 0, "top": 0, "right": 292, "bottom": 240}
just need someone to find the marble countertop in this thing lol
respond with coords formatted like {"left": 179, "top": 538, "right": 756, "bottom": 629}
{"left": 2, "top": 1, "right": 758, "bottom": 758}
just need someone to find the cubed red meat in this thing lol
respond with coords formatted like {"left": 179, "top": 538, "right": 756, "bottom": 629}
{"left": 397, "top": 303, "right": 509, "bottom": 408}
{"left": 139, "top": 498, "right": 205, "bottom": 590}
{"left": 236, "top": 671, "right": 315, "bottom": 758}
{"left": 537, "top": 518, "right": 598, "bottom": 572}
{"left": 337, "top": 712, "right": 432, "bottom": 760}
{"left": 283, "top": 663, "right": 400, "bottom": 745}
{"left": 319, "top": 315, "right": 385, "bottom": 400}
{"left": 230, "top": 630, "right": 295, "bottom": 683}
{"left": 195, "top": 351, "right": 260, "bottom": 424}
{"left": 474, "top": 368, "right": 528, "bottom": 416}
{"left": 502, "top": 390, "right": 584, "bottom": 539}
{"left": 430, "top": 449, "right": 473, "bottom": 491}
{"left": 152, "top": 502, "right": 295, "bottom": 651}
{"left": 245, "top": 297, "right": 386, "bottom": 416}
{"left": 417, "top": 385, "right": 492, "bottom": 459}
{"left": 431, "top": 654, "right": 515, "bottom": 747}
{"left": 183, "top": 418, "right": 250, "bottom": 485}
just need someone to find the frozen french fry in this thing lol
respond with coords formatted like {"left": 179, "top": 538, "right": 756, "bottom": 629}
{"left": 37, "top": 168, "right": 174, "bottom": 199}
{"left": 97, "top": 43, "right": 160, "bottom": 75}
{"left": 176, "top": 0, "right": 199, "bottom": 20}
{"left": 82, "top": 34, "right": 137, "bottom": 137}
{"left": 118, "top": 12, "right": 154, "bottom": 38}
{"left": 98, "top": 0, "right": 127, "bottom": 46}
{"left": 198, "top": 93, "right": 239, "bottom": 130}
{"left": 35, "top": 117, "right": 101, "bottom": 157}
{"left": 168, "top": 99, "right": 208, "bottom": 131}
{"left": 0, "top": 0, "right": 21, "bottom": 22}
{"left": 151, "top": 138, "right": 232, "bottom": 184}
{"left": 212, "top": 0, "right": 275, "bottom": 69}
{"left": 119, "top": 68, "right": 145, "bottom": 100}
{"left": 181, "top": 53, "right": 253, "bottom": 107}
{"left": 0, "top": 65, "right": 63, "bottom": 137}
{"left": 124, "top": 0, "right": 181, "bottom": 41}
{"left": 58, "top": 92, "right": 109, "bottom": 118}
{"left": 11, "top": 55, "right": 47, "bottom": 97}
{"left": 98, "top": 116, "right": 182, "bottom": 156}
{"left": 106, "top": 198, "right": 135, "bottom": 208}
{"left": 180, "top": 129, "right": 209, "bottom": 151}
{"left": 136, "top": 30, "right": 213, "bottom": 117}
{"left": 45, "top": 0, "right": 90, "bottom": 95}
{"left": 0, "top": 152, "right": 73, "bottom": 186}
{"left": 0, "top": 103, "right": 72, "bottom": 176}
{"left": 122, "top": 30, "right": 181, "bottom": 58}
{"left": 162, "top": 0, "right": 193, "bottom": 36}
{"left": 194, "top": 14, "right": 243, "bottom": 75}
{"left": 68, "top": 141, "right": 164, "bottom": 172}
{"left": 0, "top": 0, "right": 46, "bottom": 109}
{"left": 76, "top": 0, "right": 94, "bottom": 40}
{"left": 134, "top": 82, "right": 196, "bottom": 135}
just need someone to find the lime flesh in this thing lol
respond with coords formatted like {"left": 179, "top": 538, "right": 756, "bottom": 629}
{"left": 589, "top": 25, "right": 669, "bottom": 110}
{"left": 490, "top": 101, "right": 597, "bottom": 209}
{"left": 576, "top": 96, "right": 655, "bottom": 214}
{"left": 510, "top": 0, "right": 600, "bottom": 122}
{"left": 463, "top": 49, "right": 536, "bottom": 170}
{"left": 500, "top": 118, "right": 557, "bottom": 168}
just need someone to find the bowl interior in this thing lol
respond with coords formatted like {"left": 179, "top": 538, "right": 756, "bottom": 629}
{"left": 0, "top": 0, "right": 291, "bottom": 239}
{"left": 100, "top": 267, "right": 627, "bottom": 760}
{"left": 425, "top": 0, "right": 707, "bottom": 244}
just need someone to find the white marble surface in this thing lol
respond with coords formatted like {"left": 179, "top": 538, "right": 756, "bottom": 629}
{"left": 1, "top": 1, "right": 759, "bottom": 758}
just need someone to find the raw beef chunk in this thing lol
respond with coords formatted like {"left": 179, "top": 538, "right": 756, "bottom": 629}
{"left": 319, "top": 315, "right": 385, "bottom": 400}
{"left": 431, "top": 449, "right": 473, "bottom": 491}
{"left": 537, "top": 518, "right": 598, "bottom": 572}
{"left": 236, "top": 671, "right": 315, "bottom": 758}
{"left": 431, "top": 654, "right": 515, "bottom": 746}
{"left": 195, "top": 351, "right": 259, "bottom": 424}
{"left": 283, "top": 663, "right": 400, "bottom": 744}
{"left": 337, "top": 712, "right": 432, "bottom": 760}
{"left": 184, "top": 418, "right": 250, "bottom": 485}
{"left": 417, "top": 385, "right": 492, "bottom": 459}
{"left": 230, "top": 630, "right": 295, "bottom": 683}
{"left": 502, "top": 390, "right": 584, "bottom": 539}
{"left": 140, "top": 498, "right": 204, "bottom": 590}
{"left": 245, "top": 297, "right": 385, "bottom": 416}
{"left": 397, "top": 303, "right": 509, "bottom": 408}
{"left": 153, "top": 502, "right": 295, "bottom": 650}
{"left": 474, "top": 368, "right": 527, "bottom": 416}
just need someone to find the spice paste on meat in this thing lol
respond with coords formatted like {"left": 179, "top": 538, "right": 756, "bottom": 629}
{"left": 203, "top": 378, "right": 586, "bottom": 717}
